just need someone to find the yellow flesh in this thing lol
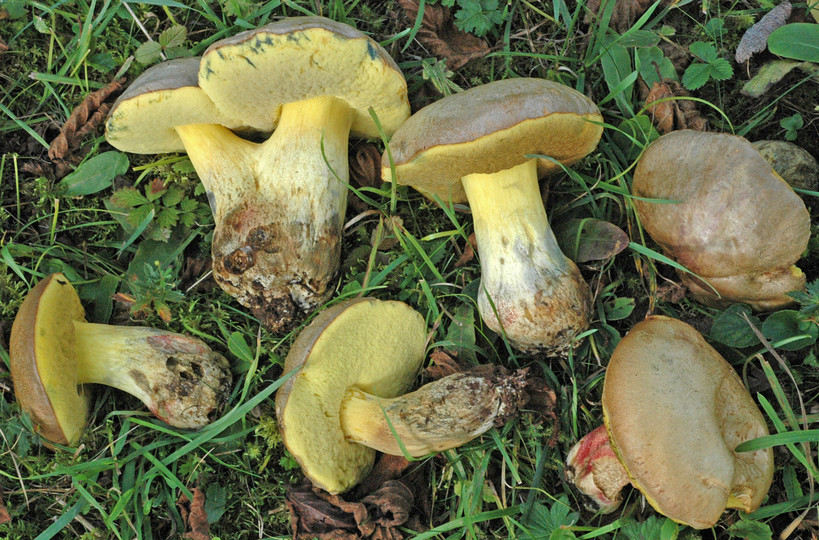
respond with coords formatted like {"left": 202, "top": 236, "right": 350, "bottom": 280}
{"left": 34, "top": 277, "right": 89, "bottom": 445}
{"left": 280, "top": 300, "right": 427, "bottom": 493}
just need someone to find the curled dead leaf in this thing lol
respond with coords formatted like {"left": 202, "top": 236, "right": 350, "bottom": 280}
{"left": 287, "top": 456, "right": 429, "bottom": 540}
{"left": 421, "top": 349, "right": 467, "bottom": 381}
{"left": 177, "top": 487, "right": 210, "bottom": 540}
{"left": 642, "top": 78, "right": 707, "bottom": 134}
{"left": 585, "top": 0, "right": 674, "bottom": 33}
{"left": 454, "top": 232, "right": 476, "bottom": 268}
{"left": 0, "top": 489, "right": 10, "bottom": 525}
{"left": 397, "top": 0, "right": 490, "bottom": 70}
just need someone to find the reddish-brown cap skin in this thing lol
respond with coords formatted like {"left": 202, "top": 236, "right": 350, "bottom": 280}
{"left": 9, "top": 274, "right": 88, "bottom": 445}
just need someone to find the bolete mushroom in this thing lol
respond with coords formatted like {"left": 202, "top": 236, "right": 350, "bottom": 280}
{"left": 275, "top": 297, "right": 529, "bottom": 493}
{"left": 632, "top": 130, "right": 811, "bottom": 310}
{"left": 566, "top": 316, "right": 774, "bottom": 529}
{"left": 752, "top": 139, "right": 819, "bottom": 192}
{"left": 381, "top": 78, "right": 603, "bottom": 353}
{"left": 9, "top": 273, "right": 232, "bottom": 446}
{"left": 106, "top": 17, "right": 410, "bottom": 332}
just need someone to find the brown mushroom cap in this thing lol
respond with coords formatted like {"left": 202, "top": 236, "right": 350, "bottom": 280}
{"left": 10, "top": 273, "right": 90, "bottom": 446}
{"left": 105, "top": 57, "right": 250, "bottom": 154}
{"left": 275, "top": 297, "right": 428, "bottom": 493}
{"left": 632, "top": 130, "right": 810, "bottom": 310}
{"left": 199, "top": 16, "right": 409, "bottom": 136}
{"left": 383, "top": 78, "right": 603, "bottom": 203}
{"left": 602, "top": 316, "right": 774, "bottom": 529}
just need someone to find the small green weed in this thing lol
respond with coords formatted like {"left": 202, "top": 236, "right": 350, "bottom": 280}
{"left": 780, "top": 113, "right": 804, "bottom": 142}
{"left": 135, "top": 25, "right": 191, "bottom": 65}
{"left": 682, "top": 41, "right": 733, "bottom": 90}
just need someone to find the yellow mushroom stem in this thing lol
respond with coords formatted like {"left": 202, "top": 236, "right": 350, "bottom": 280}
{"left": 72, "top": 321, "right": 231, "bottom": 429}
{"left": 172, "top": 94, "right": 355, "bottom": 330}
{"left": 338, "top": 367, "right": 529, "bottom": 456}
{"left": 460, "top": 158, "right": 591, "bottom": 353}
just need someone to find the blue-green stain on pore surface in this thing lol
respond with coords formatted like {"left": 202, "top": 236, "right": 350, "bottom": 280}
{"left": 201, "top": 59, "right": 214, "bottom": 81}
{"left": 242, "top": 56, "right": 257, "bottom": 69}
{"left": 286, "top": 32, "right": 310, "bottom": 44}
{"left": 366, "top": 41, "right": 378, "bottom": 61}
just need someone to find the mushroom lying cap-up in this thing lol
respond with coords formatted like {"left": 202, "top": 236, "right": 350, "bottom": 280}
{"left": 382, "top": 78, "right": 603, "bottom": 353}
{"left": 567, "top": 316, "right": 773, "bottom": 529}
{"left": 9, "top": 273, "right": 232, "bottom": 446}
{"left": 632, "top": 130, "right": 810, "bottom": 310}
{"left": 275, "top": 297, "right": 530, "bottom": 493}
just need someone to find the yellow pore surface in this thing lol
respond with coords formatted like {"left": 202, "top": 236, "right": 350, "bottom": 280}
{"left": 34, "top": 275, "right": 89, "bottom": 445}
{"left": 199, "top": 27, "right": 409, "bottom": 137}
{"left": 106, "top": 85, "right": 247, "bottom": 155}
{"left": 279, "top": 299, "right": 427, "bottom": 493}
{"left": 387, "top": 112, "right": 603, "bottom": 204}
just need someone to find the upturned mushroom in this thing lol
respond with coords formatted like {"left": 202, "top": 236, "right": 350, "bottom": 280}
{"left": 566, "top": 316, "right": 774, "bottom": 529}
{"left": 381, "top": 78, "right": 603, "bottom": 353}
{"left": 275, "top": 297, "right": 530, "bottom": 493}
{"left": 106, "top": 17, "right": 410, "bottom": 332}
{"left": 632, "top": 130, "right": 811, "bottom": 310}
{"left": 9, "top": 273, "right": 232, "bottom": 446}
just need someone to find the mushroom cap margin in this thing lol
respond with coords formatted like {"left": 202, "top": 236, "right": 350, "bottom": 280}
{"left": 199, "top": 16, "right": 410, "bottom": 137}
{"left": 9, "top": 273, "right": 90, "bottom": 446}
{"left": 105, "top": 57, "right": 253, "bottom": 154}
{"left": 602, "top": 315, "right": 774, "bottom": 529}
{"left": 381, "top": 78, "right": 603, "bottom": 203}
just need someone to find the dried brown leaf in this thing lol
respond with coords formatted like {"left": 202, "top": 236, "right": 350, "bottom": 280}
{"left": 0, "top": 38, "right": 8, "bottom": 55}
{"left": 454, "top": 232, "right": 476, "bottom": 268}
{"left": 361, "top": 480, "right": 414, "bottom": 529}
{"left": 397, "top": 0, "right": 490, "bottom": 70}
{"left": 643, "top": 78, "right": 707, "bottom": 134}
{"left": 288, "top": 464, "right": 427, "bottom": 540}
{"left": 585, "top": 0, "right": 673, "bottom": 33}
{"left": 523, "top": 375, "right": 560, "bottom": 446}
{"left": 353, "top": 454, "right": 412, "bottom": 498}
{"left": 735, "top": 2, "right": 792, "bottom": 63}
{"left": 0, "top": 489, "right": 10, "bottom": 525}
{"left": 177, "top": 487, "right": 210, "bottom": 540}
{"left": 422, "top": 349, "right": 466, "bottom": 380}
{"left": 349, "top": 142, "right": 383, "bottom": 212}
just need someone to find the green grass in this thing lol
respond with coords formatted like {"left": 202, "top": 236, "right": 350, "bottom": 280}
{"left": 1, "top": 0, "right": 818, "bottom": 538}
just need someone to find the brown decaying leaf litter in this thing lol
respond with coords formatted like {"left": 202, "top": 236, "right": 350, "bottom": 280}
{"left": 286, "top": 455, "right": 429, "bottom": 540}
{"left": 0, "top": 489, "right": 10, "bottom": 525}
{"left": 642, "top": 78, "right": 708, "bottom": 134}
{"left": 396, "top": 0, "right": 490, "bottom": 70}
{"left": 735, "top": 1, "right": 792, "bottom": 64}
{"left": 584, "top": 0, "right": 675, "bottom": 33}
{"left": 177, "top": 487, "right": 210, "bottom": 540}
